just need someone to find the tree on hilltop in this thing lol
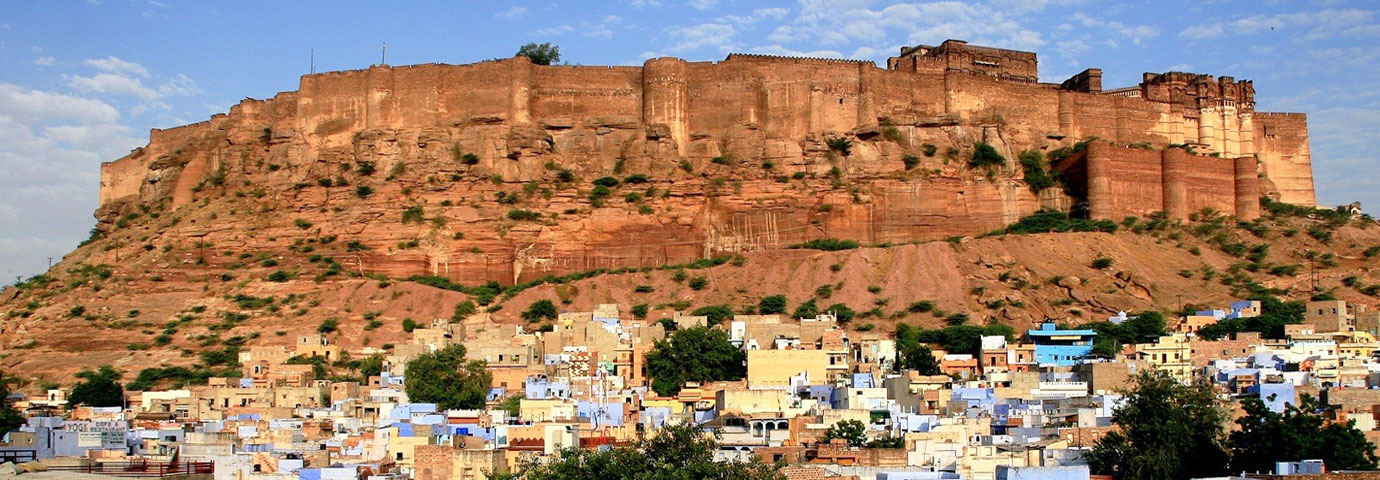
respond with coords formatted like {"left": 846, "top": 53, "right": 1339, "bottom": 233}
{"left": 517, "top": 43, "right": 561, "bottom": 65}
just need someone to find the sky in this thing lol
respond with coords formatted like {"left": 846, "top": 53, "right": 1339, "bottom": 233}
{"left": 1, "top": 0, "right": 1377, "bottom": 282}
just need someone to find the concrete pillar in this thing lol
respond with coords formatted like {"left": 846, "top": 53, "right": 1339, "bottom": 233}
{"left": 1085, "top": 142, "right": 1115, "bottom": 220}
{"left": 1161, "top": 148, "right": 1191, "bottom": 221}
{"left": 1234, "top": 156, "right": 1261, "bottom": 220}
{"left": 509, "top": 57, "right": 532, "bottom": 125}
{"left": 642, "top": 57, "right": 689, "bottom": 155}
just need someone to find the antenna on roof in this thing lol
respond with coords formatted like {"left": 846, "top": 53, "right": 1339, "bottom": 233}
{"left": 381, "top": 43, "right": 387, "bottom": 66}
{"left": 310, "top": 49, "right": 315, "bottom": 74}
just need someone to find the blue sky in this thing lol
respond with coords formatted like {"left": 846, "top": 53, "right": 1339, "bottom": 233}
{"left": 1, "top": 0, "right": 1378, "bottom": 281}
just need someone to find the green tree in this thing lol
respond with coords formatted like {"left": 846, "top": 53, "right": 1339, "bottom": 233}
{"left": 793, "top": 299, "right": 819, "bottom": 319}
{"left": 67, "top": 366, "right": 125, "bottom": 408}
{"left": 825, "top": 303, "right": 855, "bottom": 324}
{"left": 758, "top": 295, "right": 787, "bottom": 315}
{"left": 522, "top": 299, "right": 558, "bottom": 323}
{"left": 356, "top": 354, "right": 385, "bottom": 382}
{"left": 498, "top": 423, "right": 783, "bottom": 480}
{"left": 1086, "top": 371, "right": 1230, "bottom": 480}
{"left": 646, "top": 327, "right": 745, "bottom": 396}
{"left": 0, "top": 372, "right": 24, "bottom": 435}
{"left": 1230, "top": 394, "right": 1379, "bottom": 472}
{"left": 516, "top": 42, "right": 561, "bottom": 65}
{"left": 823, "top": 419, "right": 868, "bottom": 447}
{"left": 502, "top": 394, "right": 524, "bottom": 417}
{"left": 403, "top": 345, "right": 491, "bottom": 410}
{"left": 690, "top": 305, "right": 735, "bottom": 324}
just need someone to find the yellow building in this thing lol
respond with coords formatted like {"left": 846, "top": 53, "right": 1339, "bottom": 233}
{"left": 1129, "top": 334, "right": 1193, "bottom": 382}
{"left": 746, "top": 350, "right": 830, "bottom": 389}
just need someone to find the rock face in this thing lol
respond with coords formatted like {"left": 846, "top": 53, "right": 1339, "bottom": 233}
{"left": 94, "top": 41, "right": 1313, "bottom": 285}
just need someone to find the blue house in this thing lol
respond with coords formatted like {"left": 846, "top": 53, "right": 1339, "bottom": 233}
{"left": 1027, "top": 323, "right": 1096, "bottom": 367}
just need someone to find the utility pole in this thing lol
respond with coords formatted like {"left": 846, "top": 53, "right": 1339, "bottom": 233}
{"left": 46, "top": 257, "right": 53, "bottom": 270}
{"left": 310, "top": 48, "right": 315, "bottom": 74}
{"left": 381, "top": 43, "right": 386, "bottom": 66}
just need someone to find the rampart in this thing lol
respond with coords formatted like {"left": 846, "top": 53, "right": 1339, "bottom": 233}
{"left": 101, "top": 39, "right": 1315, "bottom": 208}
{"left": 1053, "top": 142, "right": 1262, "bottom": 221}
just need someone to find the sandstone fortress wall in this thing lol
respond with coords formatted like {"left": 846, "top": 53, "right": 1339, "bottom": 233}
{"left": 95, "top": 40, "right": 1315, "bottom": 284}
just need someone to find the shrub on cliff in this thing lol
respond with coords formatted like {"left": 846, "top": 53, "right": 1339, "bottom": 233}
{"left": 521, "top": 299, "right": 558, "bottom": 323}
{"left": 997, "top": 209, "right": 1117, "bottom": 235}
{"left": 592, "top": 176, "right": 621, "bottom": 188}
{"left": 506, "top": 209, "right": 542, "bottom": 221}
{"left": 1018, "top": 150, "right": 1056, "bottom": 192}
{"left": 969, "top": 143, "right": 1006, "bottom": 168}
{"left": 902, "top": 154, "right": 920, "bottom": 170}
{"left": 826, "top": 137, "right": 853, "bottom": 156}
{"left": 788, "top": 238, "right": 859, "bottom": 251}
{"left": 354, "top": 185, "right": 374, "bottom": 199}
{"left": 516, "top": 42, "right": 561, "bottom": 65}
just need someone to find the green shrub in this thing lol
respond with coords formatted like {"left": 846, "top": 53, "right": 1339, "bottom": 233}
{"left": 969, "top": 143, "right": 1006, "bottom": 168}
{"left": 266, "top": 270, "right": 294, "bottom": 282}
{"left": 788, "top": 238, "right": 859, "bottom": 251}
{"left": 1091, "top": 257, "right": 1114, "bottom": 269}
{"left": 1018, "top": 150, "right": 1055, "bottom": 192}
{"left": 521, "top": 299, "right": 558, "bottom": 323}
{"left": 632, "top": 304, "right": 649, "bottom": 319}
{"left": 688, "top": 276, "right": 708, "bottom": 290}
{"left": 826, "top": 138, "right": 852, "bottom": 156}
{"left": 921, "top": 143, "right": 938, "bottom": 157}
{"left": 758, "top": 295, "right": 787, "bottom": 314}
{"left": 902, "top": 155, "right": 920, "bottom": 170}
{"left": 354, "top": 185, "right": 374, "bottom": 199}
{"left": 318, "top": 318, "right": 339, "bottom": 333}
{"left": 624, "top": 174, "right": 649, "bottom": 184}
{"left": 506, "top": 209, "right": 542, "bottom": 221}
{"left": 401, "top": 205, "right": 425, "bottom": 224}
{"left": 908, "top": 300, "right": 935, "bottom": 313}
{"left": 997, "top": 209, "right": 1117, "bottom": 235}
{"left": 460, "top": 153, "right": 480, "bottom": 165}
{"left": 592, "top": 176, "right": 621, "bottom": 188}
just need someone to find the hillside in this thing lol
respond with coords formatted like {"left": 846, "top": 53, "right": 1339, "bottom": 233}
{"left": 2, "top": 202, "right": 1377, "bottom": 387}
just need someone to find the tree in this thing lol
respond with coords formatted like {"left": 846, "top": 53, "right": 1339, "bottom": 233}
{"left": 825, "top": 303, "right": 855, "bottom": 324}
{"left": 793, "top": 299, "right": 819, "bottom": 319}
{"left": 823, "top": 419, "right": 868, "bottom": 447}
{"left": 0, "top": 372, "right": 24, "bottom": 435}
{"left": 1085, "top": 371, "right": 1230, "bottom": 480}
{"left": 498, "top": 423, "right": 783, "bottom": 480}
{"left": 1230, "top": 394, "right": 1379, "bottom": 473}
{"left": 522, "top": 299, "right": 558, "bottom": 323}
{"left": 899, "top": 341, "right": 941, "bottom": 375}
{"left": 691, "top": 305, "right": 735, "bottom": 324}
{"left": 646, "top": 327, "right": 745, "bottom": 396}
{"left": 516, "top": 42, "right": 561, "bottom": 65}
{"left": 758, "top": 295, "right": 787, "bottom": 315}
{"left": 67, "top": 366, "right": 125, "bottom": 408}
{"left": 403, "top": 345, "right": 492, "bottom": 411}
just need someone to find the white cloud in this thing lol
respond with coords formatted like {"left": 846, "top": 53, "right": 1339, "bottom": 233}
{"left": 0, "top": 83, "right": 142, "bottom": 279}
{"left": 1180, "top": 8, "right": 1377, "bottom": 41}
{"left": 32, "top": 56, "right": 54, "bottom": 66}
{"left": 626, "top": 0, "right": 662, "bottom": 8}
{"left": 1066, "top": 13, "right": 1158, "bottom": 45}
{"left": 83, "top": 56, "right": 149, "bottom": 78}
{"left": 665, "top": 23, "right": 737, "bottom": 54}
{"left": 747, "top": 45, "right": 844, "bottom": 58}
{"left": 67, "top": 72, "right": 161, "bottom": 100}
{"left": 0, "top": 84, "right": 121, "bottom": 123}
{"left": 496, "top": 6, "right": 527, "bottom": 19}
{"left": 532, "top": 25, "right": 575, "bottom": 36}
{"left": 688, "top": 0, "right": 717, "bottom": 10}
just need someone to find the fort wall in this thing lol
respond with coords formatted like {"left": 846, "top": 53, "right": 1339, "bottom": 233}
{"left": 102, "top": 48, "right": 1314, "bottom": 210}
{"left": 92, "top": 42, "right": 1313, "bottom": 283}
{"left": 1063, "top": 143, "right": 1261, "bottom": 221}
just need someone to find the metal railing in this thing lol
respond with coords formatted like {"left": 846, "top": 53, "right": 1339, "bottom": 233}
{"left": 43, "top": 460, "right": 214, "bottom": 477}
